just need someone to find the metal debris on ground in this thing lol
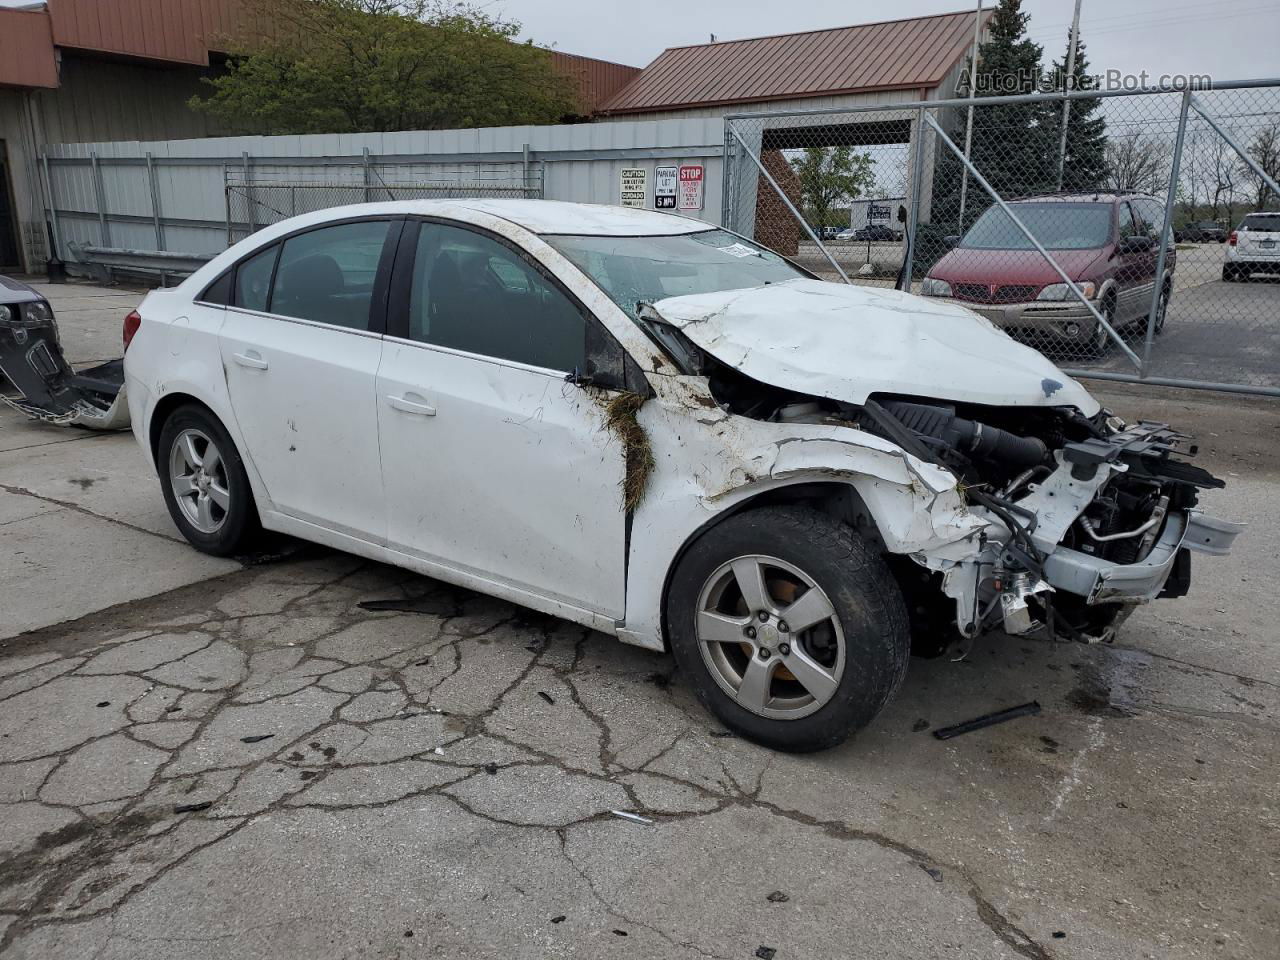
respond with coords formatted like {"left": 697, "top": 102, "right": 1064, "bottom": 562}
{"left": 932, "top": 701, "right": 1043, "bottom": 740}
{"left": 609, "top": 810, "right": 654, "bottom": 825}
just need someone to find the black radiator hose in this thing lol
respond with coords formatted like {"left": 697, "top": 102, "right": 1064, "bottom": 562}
{"left": 878, "top": 400, "right": 1048, "bottom": 468}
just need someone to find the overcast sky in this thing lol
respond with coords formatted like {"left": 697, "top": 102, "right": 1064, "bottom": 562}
{"left": 507, "top": 0, "right": 1278, "bottom": 85}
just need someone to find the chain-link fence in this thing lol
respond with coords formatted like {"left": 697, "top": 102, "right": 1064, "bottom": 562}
{"left": 225, "top": 163, "right": 543, "bottom": 244}
{"left": 725, "top": 81, "right": 1280, "bottom": 395}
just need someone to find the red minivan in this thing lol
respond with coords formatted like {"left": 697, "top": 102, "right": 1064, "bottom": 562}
{"left": 921, "top": 192, "right": 1175, "bottom": 358}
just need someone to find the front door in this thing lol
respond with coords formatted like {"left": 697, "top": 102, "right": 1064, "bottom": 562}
{"left": 376, "top": 218, "right": 628, "bottom": 618}
{"left": 219, "top": 217, "right": 399, "bottom": 543}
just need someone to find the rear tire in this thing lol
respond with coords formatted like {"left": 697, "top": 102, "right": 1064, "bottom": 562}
{"left": 665, "top": 506, "right": 910, "bottom": 752}
{"left": 158, "top": 404, "right": 259, "bottom": 556}
{"left": 1222, "top": 265, "right": 1239, "bottom": 283}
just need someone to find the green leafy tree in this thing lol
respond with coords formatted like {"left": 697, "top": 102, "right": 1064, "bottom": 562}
{"left": 789, "top": 147, "right": 876, "bottom": 230}
{"left": 1047, "top": 37, "right": 1108, "bottom": 191}
{"left": 191, "top": 0, "right": 579, "bottom": 134}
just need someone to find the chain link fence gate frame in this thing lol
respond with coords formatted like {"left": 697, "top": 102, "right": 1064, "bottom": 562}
{"left": 724, "top": 79, "right": 1280, "bottom": 397}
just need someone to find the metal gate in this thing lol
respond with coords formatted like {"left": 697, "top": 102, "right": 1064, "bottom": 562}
{"left": 724, "top": 79, "right": 1280, "bottom": 396}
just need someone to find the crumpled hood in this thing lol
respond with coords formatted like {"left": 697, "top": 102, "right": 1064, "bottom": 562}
{"left": 651, "top": 278, "right": 1100, "bottom": 415}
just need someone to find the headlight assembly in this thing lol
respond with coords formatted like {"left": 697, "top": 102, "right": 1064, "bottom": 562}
{"left": 921, "top": 277, "right": 952, "bottom": 297}
{"left": 1037, "top": 281, "right": 1096, "bottom": 301}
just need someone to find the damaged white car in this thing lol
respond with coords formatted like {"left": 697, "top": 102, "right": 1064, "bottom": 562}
{"left": 124, "top": 200, "right": 1241, "bottom": 752}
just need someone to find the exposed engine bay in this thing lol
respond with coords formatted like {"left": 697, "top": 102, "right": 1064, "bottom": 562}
{"left": 653, "top": 318, "right": 1243, "bottom": 650}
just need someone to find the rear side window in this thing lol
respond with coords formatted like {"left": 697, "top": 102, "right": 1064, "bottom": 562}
{"left": 269, "top": 221, "right": 391, "bottom": 331}
{"left": 199, "top": 270, "right": 233, "bottom": 306}
{"left": 1240, "top": 214, "right": 1280, "bottom": 231}
{"left": 234, "top": 244, "right": 279, "bottom": 312}
{"left": 1136, "top": 199, "right": 1166, "bottom": 238}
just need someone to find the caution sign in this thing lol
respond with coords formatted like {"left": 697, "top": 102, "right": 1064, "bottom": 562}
{"left": 655, "top": 166, "right": 677, "bottom": 209}
{"left": 620, "top": 168, "right": 647, "bottom": 208}
{"left": 678, "top": 164, "right": 704, "bottom": 211}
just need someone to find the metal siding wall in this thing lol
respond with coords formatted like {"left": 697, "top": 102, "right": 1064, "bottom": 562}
{"left": 43, "top": 118, "right": 727, "bottom": 260}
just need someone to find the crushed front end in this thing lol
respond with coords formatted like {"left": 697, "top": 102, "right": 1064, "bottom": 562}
{"left": 866, "top": 400, "right": 1243, "bottom": 645}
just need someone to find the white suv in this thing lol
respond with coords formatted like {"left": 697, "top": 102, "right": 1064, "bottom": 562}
{"left": 1223, "top": 212, "right": 1280, "bottom": 281}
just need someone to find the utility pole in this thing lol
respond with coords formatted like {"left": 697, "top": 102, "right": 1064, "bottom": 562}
{"left": 957, "top": 1, "right": 984, "bottom": 232}
{"left": 1056, "top": 0, "right": 1083, "bottom": 191}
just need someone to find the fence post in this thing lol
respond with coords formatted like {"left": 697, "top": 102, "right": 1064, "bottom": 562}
{"left": 1142, "top": 89, "right": 1191, "bottom": 376}
{"left": 242, "top": 151, "right": 256, "bottom": 233}
{"left": 40, "top": 150, "right": 62, "bottom": 262}
{"left": 720, "top": 122, "right": 734, "bottom": 230}
{"left": 224, "top": 167, "right": 233, "bottom": 248}
{"left": 900, "top": 106, "right": 929, "bottom": 293}
{"left": 146, "top": 152, "right": 165, "bottom": 251}
{"left": 726, "top": 124, "right": 851, "bottom": 283}
{"left": 363, "top": 146, "right": 372, "bottom": 202}
{"left": 90, "top": 151, "right": 111, "bottom": 247}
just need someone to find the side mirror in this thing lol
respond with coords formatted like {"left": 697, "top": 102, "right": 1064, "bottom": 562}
{"left": 943, "top": 235, "right": 961, "bottom": 249}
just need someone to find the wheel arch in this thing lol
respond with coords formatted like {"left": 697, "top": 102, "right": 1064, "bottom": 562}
{"left": 149, "top": 392, "right": 218, "bottom": 466}
{"left": 657, "top": 480, "right": 886, "bottom": 653}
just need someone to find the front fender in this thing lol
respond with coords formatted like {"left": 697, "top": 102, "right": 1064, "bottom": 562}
{"left": 616, "top": 376, "right": 989, "bottom": 650}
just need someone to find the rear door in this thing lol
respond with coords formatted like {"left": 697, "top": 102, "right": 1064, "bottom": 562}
{"left": 375, "top": 218, "right": 629, "bottom": 619}
{"left": 218, "top": 217, "right": 401, "bottom": 542}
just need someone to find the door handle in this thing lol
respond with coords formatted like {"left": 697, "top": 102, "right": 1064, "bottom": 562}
{"left": 232, "top": 351, "right": 269, "bottom": 370}
{"left": 386, "top": 394, "right": 436, "bottom": 416}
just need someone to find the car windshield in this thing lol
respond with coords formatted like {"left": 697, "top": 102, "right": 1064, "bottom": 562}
{"left": 546, "top": 230, "right": 805, "bottom": 319}
{"left": 958, "top": 202, "right": 1113, "bottom": 250}
{"left": 1240, "top": 214, "right": 1280, "bottom": 231}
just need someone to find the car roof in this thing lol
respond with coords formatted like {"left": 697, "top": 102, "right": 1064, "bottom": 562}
{"left": 278, "top": 198, "right": 707, "bottom": 237}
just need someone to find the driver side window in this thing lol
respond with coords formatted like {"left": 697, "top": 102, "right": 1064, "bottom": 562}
{"left": 406, "top": 222, "right": 587, "bottom": 372}
{"left": 1118, "top": 202, "right": 1139, "bottom": 239}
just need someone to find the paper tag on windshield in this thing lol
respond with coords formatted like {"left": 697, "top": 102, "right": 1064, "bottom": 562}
{"left": 719, "top": 243, "right": 760, "bottom": 258}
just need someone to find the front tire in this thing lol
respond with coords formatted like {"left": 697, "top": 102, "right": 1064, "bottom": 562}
{"left": 665, "top": 507, "right": 910, "bottom": 752}
{"left": 158, "top": 404, "right": 259, "bottom": 556}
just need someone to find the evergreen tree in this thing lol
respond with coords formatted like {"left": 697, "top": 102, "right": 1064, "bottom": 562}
{"left": 1047, "top": 36, "right": 1108, "bottom": 192}
{"left": 928, "top": 0, "right": 1055, "bottom": 234}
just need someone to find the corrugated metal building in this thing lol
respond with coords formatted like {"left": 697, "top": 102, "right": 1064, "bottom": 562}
{"left": 0, "top": 0, "right": 637, "bottom": 271}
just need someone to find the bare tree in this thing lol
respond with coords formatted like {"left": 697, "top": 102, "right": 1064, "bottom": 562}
{"left": 1238, "top": 122, "right": 1280, "bottom": 209}
{"left": 1208, "top": 137, "right": 1242, "bottom": 225}
{"left": 1105, "top": 131, "right": 1165, "bottom": 194}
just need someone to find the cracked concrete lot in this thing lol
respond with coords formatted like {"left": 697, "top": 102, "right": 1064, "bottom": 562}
{"left": 2, "top": 288, "right": 1278, "bottom": 959}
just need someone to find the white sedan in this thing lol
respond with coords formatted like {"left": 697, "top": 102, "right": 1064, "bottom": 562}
{"left": 124, "top": 200, "right": 1239, "bottom": 751}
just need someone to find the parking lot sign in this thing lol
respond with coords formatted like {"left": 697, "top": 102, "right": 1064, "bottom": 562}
{"left": 655, "top": 166, "right": 677, "bottom": 209}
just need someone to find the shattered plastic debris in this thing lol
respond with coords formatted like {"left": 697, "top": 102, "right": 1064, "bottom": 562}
{"left": 483, "top": 763, "right": 499, "bottom": 775}
{"left": 550, "top": 915, "right": 566, "bottom": 924}
{"left": 173, "top": 801, "right": 213, "bottom": 814}
{"left": 609, "top": 810, "right": 654, "bottom": 825}
{"left": 920, "top": 865, "right": 943, "bottom": 882}
{"left": 756, "top": 947, "right": 777, "bottom": 959}
{"left": 537, "top": 691, "right": 555, "bottom": 705}
{"left": 240, "top": 734, "right": 274, "bottom": 744}
{"left": 433, "top": 747, "right": 444, "bottom": 755}
{"left": 766, "top": 891, "right": 789, "bottom": 903}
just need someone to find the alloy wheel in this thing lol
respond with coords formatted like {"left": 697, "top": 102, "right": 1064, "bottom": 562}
{"left": 169, "top": 428, "right": 231, "bottom": 534}
{"left": 694, "top": 555, "right": 845, "bottom": 720}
